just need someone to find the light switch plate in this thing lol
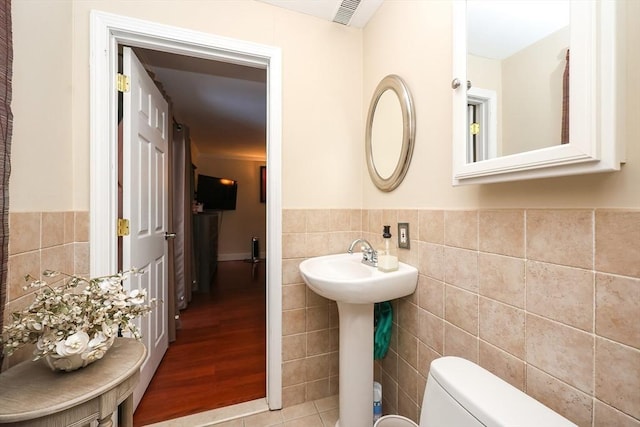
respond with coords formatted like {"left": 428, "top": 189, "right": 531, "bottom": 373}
{"left": 398, "top": 223, "right": 410, "bottom": 249}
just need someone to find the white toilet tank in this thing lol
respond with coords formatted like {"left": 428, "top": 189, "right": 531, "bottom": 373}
{"left": 421, "top": 357, "right": 577, "bottom": 427}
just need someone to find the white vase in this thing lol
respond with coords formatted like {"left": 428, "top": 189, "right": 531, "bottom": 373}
{"left": 44, "top": 335, "right": 115, "bottom": 372}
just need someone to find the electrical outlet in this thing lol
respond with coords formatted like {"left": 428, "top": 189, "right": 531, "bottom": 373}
{"left": 398, "top": 223, "right": 410, "bottom": 249}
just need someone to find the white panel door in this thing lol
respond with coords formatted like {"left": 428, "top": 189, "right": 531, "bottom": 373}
{"left": 122, "top": 46, "right": 169, "bottom": 409}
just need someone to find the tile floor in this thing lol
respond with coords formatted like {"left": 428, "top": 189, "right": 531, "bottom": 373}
{"left": 145, "top": 395, "right": 339, "bottom": 427}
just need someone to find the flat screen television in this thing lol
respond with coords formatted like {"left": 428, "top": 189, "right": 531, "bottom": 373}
{"left": 196, "top": 174, "right": 238, "bottom": 211}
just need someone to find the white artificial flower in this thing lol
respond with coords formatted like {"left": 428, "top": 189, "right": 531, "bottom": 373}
{"left": 2, "top": 268, "right": 154, "bottom": 364}
{"left": 112, "top": 294, "right": 128, "bottom": 308}
{"left": 96, "top": 278, "right": 113, "bottom": 293}
{"left": 129, "top": 289, "right": 146, "bottom": 305}
{"left": 102, "top": 322, "right": 118, "bottom": 337}
{"left": 88, "top": 331, "right": 108, "bottom": 348}
{"left": 84, "top": 347, "right": 107, "bottom": 362}
{"left": 25, "top": 319, "right": 43, "bottom": 331}
{"left": 55, "top": 331, "right": 90, "bottom": 356}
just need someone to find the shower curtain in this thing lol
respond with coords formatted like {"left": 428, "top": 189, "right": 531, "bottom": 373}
{"left": 0, "top": 0, "right": 13, "bottom": 370}
{"left": 561, "top": 49, "right": 570, "bottom": 144}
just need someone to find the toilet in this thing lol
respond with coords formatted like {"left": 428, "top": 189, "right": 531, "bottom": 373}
{"left": 374, "top": 356, "right": 577, "bottom": 427}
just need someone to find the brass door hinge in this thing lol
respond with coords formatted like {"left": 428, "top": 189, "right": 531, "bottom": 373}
{"left": 117, "top": 73, "right": 130, "bottom": 93}
{"left": 470, "top": 122, "right": 480, "bottom": 136}
{"left": 117, "top": 218, "right": 130, "bottom": 237}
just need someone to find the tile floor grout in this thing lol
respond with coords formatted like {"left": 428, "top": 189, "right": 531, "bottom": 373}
{"left": 212, "top": 395, "right": 340, "bottom": 427}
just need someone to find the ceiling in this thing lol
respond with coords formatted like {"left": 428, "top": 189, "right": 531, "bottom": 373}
{"left": 135, "top": 0, "right": 383, "bottom": 161}
{"left": 258, "top": 0, "right": 383, "bottom": 28}
{"left": 136, "top": 47, "right": 268, "bottom": 161}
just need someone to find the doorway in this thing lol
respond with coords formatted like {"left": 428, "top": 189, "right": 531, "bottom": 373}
{"left": 89, "top": 10, "right": 283, "bottom": 415}
{"left": 134, "top": 260, "right": 267, "bottom": 425}
{"left": 125, "top": 44, "right": 268, "bottom": 423}
{"left": 466, "top": 87, "right": 497, "bottom": 162}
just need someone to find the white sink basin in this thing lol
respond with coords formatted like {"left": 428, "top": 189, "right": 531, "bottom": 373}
{"left": 299, "top": 251, "right": 418, "bottom": 426}
{"left": 299, "top": 252, "right": 418, "bottom": 304}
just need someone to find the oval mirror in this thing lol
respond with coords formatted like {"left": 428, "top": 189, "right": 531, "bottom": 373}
{"left": 365, "top": 75, "right": 416, "bottom": 192}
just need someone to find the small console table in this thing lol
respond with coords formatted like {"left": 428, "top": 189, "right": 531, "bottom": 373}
{"left": 0, "top": 338, "right": 146, "bottom": 427}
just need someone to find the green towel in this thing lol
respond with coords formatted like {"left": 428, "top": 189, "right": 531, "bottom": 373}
{"left": 374, "top": 301, "right": 393, "bottom": 360}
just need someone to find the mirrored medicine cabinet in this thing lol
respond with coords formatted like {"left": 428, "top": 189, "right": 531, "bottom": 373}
{"left": 452, "top": 0, "right": 626, "bottom": 185}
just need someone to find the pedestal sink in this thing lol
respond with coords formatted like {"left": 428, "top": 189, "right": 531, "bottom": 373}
{"left": 299, "top": 252, "right": 418, "bottom": 427}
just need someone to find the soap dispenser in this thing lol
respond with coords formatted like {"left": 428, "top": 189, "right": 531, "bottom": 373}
{"left": 378, "top": 225, "right": 399, "bottom": 272}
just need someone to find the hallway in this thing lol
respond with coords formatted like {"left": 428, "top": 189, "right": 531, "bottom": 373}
{"left": 134, "top": 260, "right": 267, "bottom": 426}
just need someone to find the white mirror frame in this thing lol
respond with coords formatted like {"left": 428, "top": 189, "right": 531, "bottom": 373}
{"left": 452, "top": 0, "right": 626, "bottom": 185}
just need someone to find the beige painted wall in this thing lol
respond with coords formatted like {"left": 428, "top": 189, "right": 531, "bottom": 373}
{"left": 11, "top": 1, "right": 74, "bottom": 211}
{"left": 363, "top": 0, "right": 640, "bottom": 209}
{"left": 12, "top": 1, "right": 638, "bottom": 213}
{"left": 10, "top": 0, "right": 364, "bottom": 212}
{"left": 194, "top": 155, "right": 266, "bottom": 259}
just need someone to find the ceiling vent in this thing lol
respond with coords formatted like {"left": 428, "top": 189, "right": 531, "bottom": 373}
{"left": 333, "top": 0, "right": 361, "bottom": 26}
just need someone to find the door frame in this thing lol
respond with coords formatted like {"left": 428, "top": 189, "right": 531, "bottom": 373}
{"left": 89, "top": 11, "right": 283, "bottom": 410}
{"left": 467, "top": 87, "right": 497, "bottom": 162}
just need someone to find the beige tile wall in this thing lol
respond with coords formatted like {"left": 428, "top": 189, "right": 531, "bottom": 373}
{"left": 361, "top": 209, "right": 640, "bottom": 427}
{"left": 5, "top": 208, "right": 638, "bottom": 427}
{"left": 283, "top": 208, "right": 640, "bottom": 426}
{"left": 281, "top": 209, "right": 362, "bottom": 406}
{"left": 4, "top": 211, "right": 90, "bottom": 366}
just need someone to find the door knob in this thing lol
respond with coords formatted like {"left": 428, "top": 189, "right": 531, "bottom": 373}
{"left": 164, "top": 232, "right": 177, "bottom": 240}
{"left": 451, "top": 79, "right": 472, "bottom": 90}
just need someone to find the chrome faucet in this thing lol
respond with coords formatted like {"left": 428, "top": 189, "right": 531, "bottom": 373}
{"left": 347, "top": 239, "right": 378, "bottom": 267}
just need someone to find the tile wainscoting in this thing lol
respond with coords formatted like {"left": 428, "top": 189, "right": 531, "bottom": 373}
{"left": 3, "top": 211, "right": 90, "bottom": 367}
{"left": 282, "top": 208, "right": 639, "bottom": 427}
{"left": 4, "top": 208, "right": 638, "bottom": 426}
{"left": 281, "top": 209, "right": 363, "bottom": 406}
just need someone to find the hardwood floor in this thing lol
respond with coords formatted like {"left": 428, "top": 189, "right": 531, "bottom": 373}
{"left": 133, "top": 260, "right": 267, "bottom": 426}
